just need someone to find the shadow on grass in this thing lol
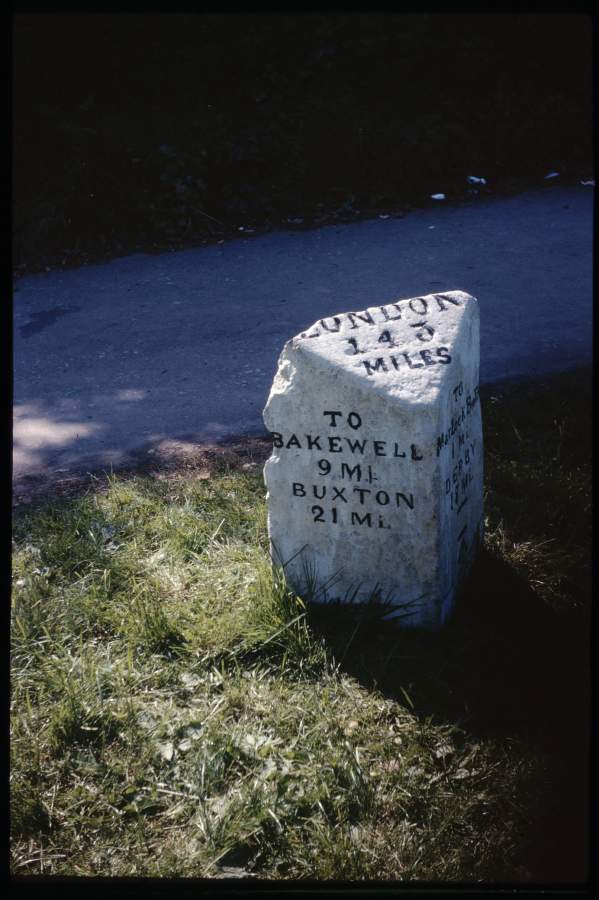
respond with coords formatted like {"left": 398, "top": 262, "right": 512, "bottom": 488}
{"left": 308, "top": 548, "right": 589, "bottom": 742}
{"left": 307, "top": 547, "right": 590, "bottom": 883}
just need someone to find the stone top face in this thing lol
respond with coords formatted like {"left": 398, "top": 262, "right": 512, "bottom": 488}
{"left": 283, "top": 290, "right": 478, "bottom": 406}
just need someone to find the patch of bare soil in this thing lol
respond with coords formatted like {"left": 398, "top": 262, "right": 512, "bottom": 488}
{"left": 12, "top": 436, "right": 273, "bottom": 510}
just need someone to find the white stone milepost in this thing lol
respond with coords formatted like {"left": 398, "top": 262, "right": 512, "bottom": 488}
{"left": 263, "top": 291, "right": 483, "bottom": 629}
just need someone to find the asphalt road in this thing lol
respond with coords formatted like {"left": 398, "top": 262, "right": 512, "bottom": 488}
{"left": 13, "top": 184, "right": 593, "bottom": 489}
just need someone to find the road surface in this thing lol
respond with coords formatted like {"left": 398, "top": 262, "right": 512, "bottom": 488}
{"left": 13, "top": 184, "right": 593, "bottom": 490}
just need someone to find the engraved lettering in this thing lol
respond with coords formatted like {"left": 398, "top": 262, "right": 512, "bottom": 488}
{"left": 351, "top": 511, "right": 372, "bottom": 527}
{"left": 317, "top": 459, "right": 331, "bottom": 475}
{"left": 332, "top": 487, "right": 348, "bottom": 503}
{"left": 419, "top": 349, "right": 436, "bottom": 366}
{"left": 347, "top": 337, "right": 364, "bottom": 355}
{"left": 345, "top": 437, "right": 367, "bottom": 454}
{"left": 402, "top": 352, "right": 424, "bottom": 369}
{"left": 312, "top": 505, "right": 325, "bottom": 522}
{"left": 435, "top": 293, "right": 462, "bottom": 311}
{"left": 379, "top": 303, "right": 402, "bottom": 321}
{"left": 363, "top": 357, "right": 388, "bottom": 376}
{"left": 378, "top": 329, "right": 396, "bottom": 347}
{"left": 410, "top": 321, "right": 435, "bottom": 342}
{"left": 347, "top": 310, "right": 375, "bottom": 329}
{"left": 409, "top": 297, "right": 429, "bottom": 315}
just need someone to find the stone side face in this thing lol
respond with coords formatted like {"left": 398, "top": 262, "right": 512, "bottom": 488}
{"left": 263, "top": 291, "right": 483, "bottom": 629}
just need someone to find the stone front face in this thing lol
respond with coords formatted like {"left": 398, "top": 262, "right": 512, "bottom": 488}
{"left": 263, "top": 291, "right": 483, "bottom": 629}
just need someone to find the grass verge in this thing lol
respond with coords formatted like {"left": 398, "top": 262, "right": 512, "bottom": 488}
{"left": 10, "top": 369, "right": 591, "bottom": 881}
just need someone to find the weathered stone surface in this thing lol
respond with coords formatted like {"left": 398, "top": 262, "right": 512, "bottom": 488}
{"left": 263, "top": 291, "right": 483, "bottom": 628}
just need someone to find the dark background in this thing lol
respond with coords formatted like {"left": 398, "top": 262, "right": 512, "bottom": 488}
{"left": 13, "top": 13, "right": 593, "bottom": 274}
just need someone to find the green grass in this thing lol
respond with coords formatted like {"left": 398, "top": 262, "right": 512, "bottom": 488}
{"left": 10, "top": 370, "right": 590, "bottom": 881}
